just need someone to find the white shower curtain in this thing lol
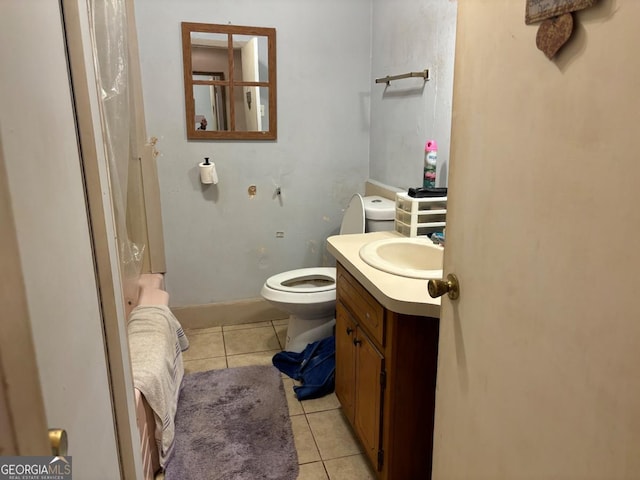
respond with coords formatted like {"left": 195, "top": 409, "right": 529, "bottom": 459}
{"left": 87, "top": 0, "right": 144, "bottom": 280}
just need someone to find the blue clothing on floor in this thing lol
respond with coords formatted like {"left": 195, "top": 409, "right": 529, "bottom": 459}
{"left": 272, "top": 336, "right": 335, "bottom": 401}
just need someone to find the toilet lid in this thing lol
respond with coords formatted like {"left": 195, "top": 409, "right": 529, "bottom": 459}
{"left": 266, "top": 267, "right": 336, "bottom": 293}
{"left": 340, "top": 193, "right": 365, "bottom": 234}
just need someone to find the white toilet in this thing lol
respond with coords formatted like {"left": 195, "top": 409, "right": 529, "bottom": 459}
{"left": 261, "top": 194, "right": 395, "bottom": 352}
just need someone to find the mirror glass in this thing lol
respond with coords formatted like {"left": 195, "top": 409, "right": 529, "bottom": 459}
{"left": 182, "top": 23, "right": 277, "bottom": 140}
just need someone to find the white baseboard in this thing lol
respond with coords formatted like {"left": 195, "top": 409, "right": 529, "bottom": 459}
{"left": 171, "top": 297, "right": 288, "bottom": 330}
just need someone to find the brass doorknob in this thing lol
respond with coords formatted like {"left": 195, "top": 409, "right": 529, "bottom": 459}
{"left": 48, "top": 429, "right": 68, "bottom": 456}
{"left": 428, "top": 274, "right": 460, "bottom": 300}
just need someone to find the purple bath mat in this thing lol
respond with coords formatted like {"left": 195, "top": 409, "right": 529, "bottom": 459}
{"left": 164, "top": 365, "right": 298, "bottom": 480}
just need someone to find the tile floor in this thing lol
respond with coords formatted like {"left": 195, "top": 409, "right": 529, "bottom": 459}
{"left": 156, "top": 319, "right": 376, "bottom": 480}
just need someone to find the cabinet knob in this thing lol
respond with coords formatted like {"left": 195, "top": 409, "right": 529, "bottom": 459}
{"left": 346, "top": 327, "right": 353, "bottom": 335}
{"left": 353, "top": 339, "right": 362, "bottom": 346}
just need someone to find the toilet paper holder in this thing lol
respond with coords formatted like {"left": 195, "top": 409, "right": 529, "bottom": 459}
{"left": 199, "top": 157, "right": 218, "bottom": 185}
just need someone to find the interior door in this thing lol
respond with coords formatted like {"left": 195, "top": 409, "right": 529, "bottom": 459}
{"left": 432, "top": 1, "right": 640, "bottom": 478}
{"left": 1, "top": 1, "right": 126, "bottom": 477}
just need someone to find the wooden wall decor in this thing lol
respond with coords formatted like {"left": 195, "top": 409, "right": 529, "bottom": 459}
{"left": 525, "top": 0, "right": 595, "bottom": 24}
{"left": 525, "top": 0, "right": 598, "bottom": 59}
{"left": 536, "top": 13, "right": 573, "bottom": 59}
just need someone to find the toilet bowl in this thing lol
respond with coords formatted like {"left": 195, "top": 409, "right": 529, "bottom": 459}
{"left": 261, "top": 194, "right": 395, "bottom": 352}
{"left": 260, "top": 267, "right": 337, "bottom": 352}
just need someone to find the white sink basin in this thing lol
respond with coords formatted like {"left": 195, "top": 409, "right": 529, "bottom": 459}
{"left": 359, "top": 237, "right": 443, "bottom": 279}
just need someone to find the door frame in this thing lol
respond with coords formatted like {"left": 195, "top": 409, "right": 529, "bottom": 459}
{"left": 60, "top": 1, "right": 143, "bottom": 477}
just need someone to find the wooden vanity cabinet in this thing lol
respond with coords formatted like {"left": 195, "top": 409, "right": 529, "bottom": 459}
{"left": 335, "top": 263, "right": 440, "bottom": 480}
{"left": 336, "top": 303, "right": 384, "bottom": 467}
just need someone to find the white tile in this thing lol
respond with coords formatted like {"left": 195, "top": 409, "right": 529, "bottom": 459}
{"left": 306, "top": 410, "right": 362, "bottom": 460}
{"left": 297, "top": 461, "right": 328, "bottom": 480}
{"left": 301, "top": 392, "right": 341, "bottom": 414}
{"left": 183, "top": 356, "right": 227, "bottom": 374}
{"left": 283, "top": 378, "right": 304, "bottom": 416}
{"left": 226, "top": 350, "right": 280, "bottom": 368}
{"left": 181, "top": 331, "right": 225, "bottom": 361}
{"left": 274, "top": 323, "right": 288, "bottom": 350}
{"left": 324, "top": 454, "right": 376, "bottom": 480}
{"left": 222, "top": 321, "right": 272, "bottom": 331}
{"left": 223, "top": 325, "right": 280, "bottom": 355}
{"left": 185, "top": 326, "right": 222, "bottom": 336}
{"left": 290, "top": 415, "right": 321, "bottom": 464}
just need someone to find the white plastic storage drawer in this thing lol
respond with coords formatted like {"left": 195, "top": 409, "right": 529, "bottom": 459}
{"left": 395, "top": 192, "right": 447, "bottom": 213}
{"left": 395, "top": 220, "right": 446, "bottom": 237}
{"left": 395, "top": 209, "right": 447, "bottom": 225}
{"left": 394, "top": 192, "right": 447, "bottom": 237}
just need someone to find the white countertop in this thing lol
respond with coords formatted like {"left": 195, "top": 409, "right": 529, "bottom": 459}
{"left": 327, "top": 231, "right": 440, "bottom": 318}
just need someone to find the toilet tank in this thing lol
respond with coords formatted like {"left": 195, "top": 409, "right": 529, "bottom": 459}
{"left": 363, "top": 196, "right": 395, "bottom": 232}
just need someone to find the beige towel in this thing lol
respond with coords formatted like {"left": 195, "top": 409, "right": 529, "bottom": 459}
{"left": 128, "top": 305, "right": 189, "bottom": 466}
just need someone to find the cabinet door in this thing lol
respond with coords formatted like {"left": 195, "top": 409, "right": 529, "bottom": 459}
{"left": 335, "top": 301, "right": 356, "bottom": 423}
{"left": 354, "top": 327, "right": 385, "bottom": 471}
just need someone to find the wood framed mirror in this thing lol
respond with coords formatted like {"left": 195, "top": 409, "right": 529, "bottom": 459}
{"left": 181, "top": 22, "right": 277, "bottom": 140}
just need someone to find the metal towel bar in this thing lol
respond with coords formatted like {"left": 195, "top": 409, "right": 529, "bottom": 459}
{"left": 375, "top": 69, "right": 430, "bottom": 85}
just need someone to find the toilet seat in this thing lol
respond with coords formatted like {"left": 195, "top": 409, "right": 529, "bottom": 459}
{"left": 265, "top": 267, "right": 336, "bottom": 293}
